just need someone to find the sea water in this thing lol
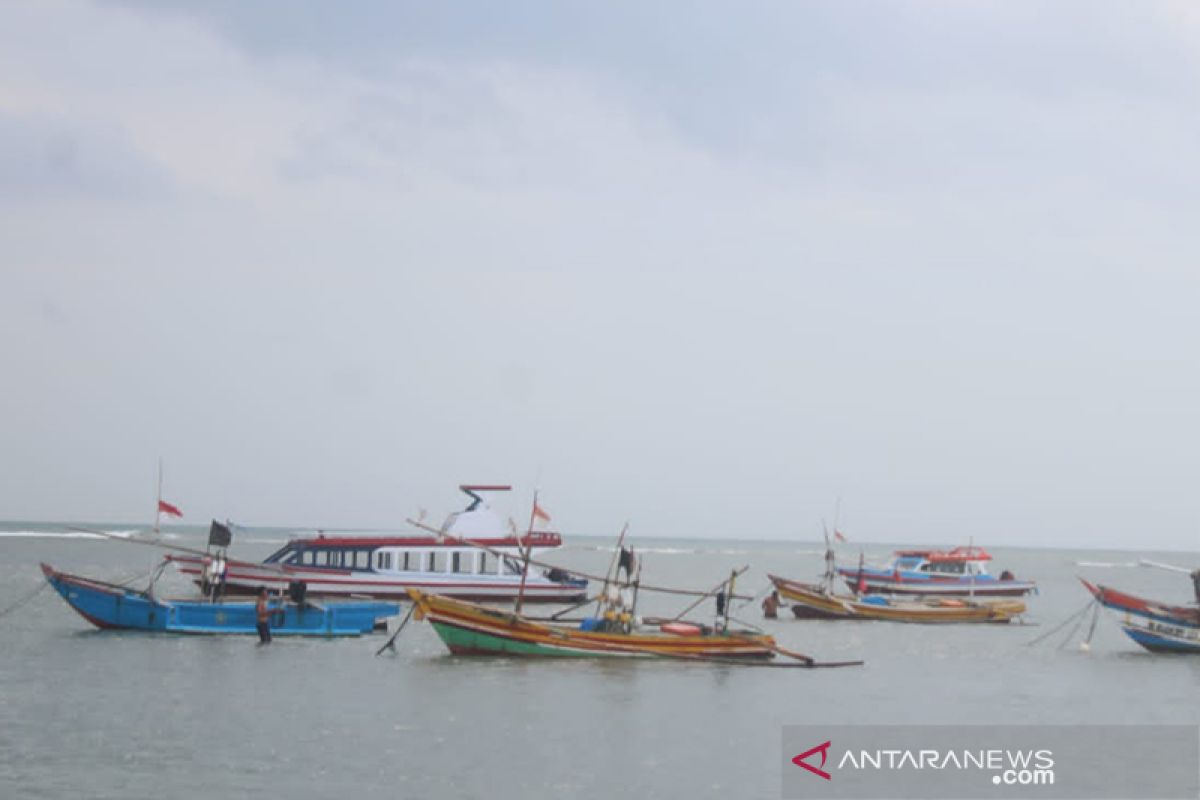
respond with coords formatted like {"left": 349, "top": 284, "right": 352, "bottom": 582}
{"left": 1, "top": 522, "right": 1197, "bottom": 799}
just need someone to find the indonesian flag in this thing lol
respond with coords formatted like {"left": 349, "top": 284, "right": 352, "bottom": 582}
{"left": 532, "top": 502, "right": 552, "bottom": 524}
{"left": 834, "top": 529, "right": 847, "bottom": 543}
{"left": 158, "top": 499, "right": 183, "bottom": 518}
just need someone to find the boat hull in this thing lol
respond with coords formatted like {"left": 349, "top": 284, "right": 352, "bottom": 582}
{"left": 408, "top": 589, "right": 776, "bottom": 659}
{"left": 42, "top": 564, "right": 399, "bottom": 636}
{"left": 771, "top": 575, "right": 1025, "bottom": 624}
{"left": 1082, "top": 579, "right": 1200, "bottom": 654}
{"left": 167, "top": 555, "right": 588, "bottom": 604}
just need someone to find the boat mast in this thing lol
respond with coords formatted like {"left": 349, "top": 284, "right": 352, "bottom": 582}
{"left": 513, "top": 490, "right": 539, "bottom": 615}
{"left": 153, "top": 458, "right": 163, "bottom": 537}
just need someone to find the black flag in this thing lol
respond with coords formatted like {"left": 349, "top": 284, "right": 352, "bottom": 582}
{"left": 618, "top": 547, "right": 636, "bottom": 578}
{"left": 208, "top": 520, "right": 233, "bottom": 548}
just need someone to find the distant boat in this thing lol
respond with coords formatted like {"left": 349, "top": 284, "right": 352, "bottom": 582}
{"left": 770, "top": 575, "right": 1026, "bottom": 624}
{"left": 1081, "top": 578, "right": 1200, "bottom": 654}
{"left": 838, "top": 546, "right": 1036, "bottom": 597}
{"left": 166, "top": 485, "right": 588, "bottom": 603}
{"left": 42, "top": 563, "right": 399, "bottom": 637}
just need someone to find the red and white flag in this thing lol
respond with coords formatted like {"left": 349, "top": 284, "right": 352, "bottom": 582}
{"left": 532, "top": 502, "right": 552, "bottom": 524}
{"left": 158, "top": 500, "right": 183, "bottom": 518}
{"left": 834, "top": 529, "right": 847, "bottom": 543}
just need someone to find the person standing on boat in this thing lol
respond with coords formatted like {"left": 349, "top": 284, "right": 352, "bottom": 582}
{"left": 1192, "top": 569, "right": 1200, "bottom": 605}
{"left": 211, "top": 552, "right": 228, "bottom": 603}
{"left": 201, "top": 555, "right": 215, "bottom": 600}
{"left": 255, "top": 587, "right": 273, "bottom": 644}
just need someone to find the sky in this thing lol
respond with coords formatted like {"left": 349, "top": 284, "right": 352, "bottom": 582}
{"left": 1, "top": 1, "right": 1199, "bottom": 550}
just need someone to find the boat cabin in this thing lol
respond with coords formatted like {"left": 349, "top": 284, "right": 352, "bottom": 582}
{"left": 892, "top": 547, "right": 993, "bottom": 577}
{"left": 263, "top": 533, "right": 562, "bottom": 578}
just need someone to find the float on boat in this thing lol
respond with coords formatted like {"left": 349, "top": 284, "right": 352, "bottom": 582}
{"left": 838, "top": 546, "right": 1036, "bottom": 597}
{"left": 770, "top": 574, "right": 1026, "bottom": 624}
{"left": 1081, "top": 578, "right": 1200, "bottom": 654}
{"left": 166, "top": 486, "right": 588, "bottom": 603}
{"left": 41, "top": 563, "right": 398, "bottom": 636}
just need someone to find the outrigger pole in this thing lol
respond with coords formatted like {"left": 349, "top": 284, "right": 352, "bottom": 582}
{"left": 65, "top": 525, "right": 289, "bottom": 577}
{"left": 669, "top": 567, "right": 750, "bottom": 622}
{"left": 405, "top": 516, "right": 751, "bottom": 600}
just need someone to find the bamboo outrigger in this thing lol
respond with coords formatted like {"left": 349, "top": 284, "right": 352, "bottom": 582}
{"left": 397, "top": 507, "right": 862, "bottom": 668}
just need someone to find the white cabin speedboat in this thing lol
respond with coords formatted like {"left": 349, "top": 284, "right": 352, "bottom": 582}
{"left": 166, "top": 486, "right": 588, "bottom": 603}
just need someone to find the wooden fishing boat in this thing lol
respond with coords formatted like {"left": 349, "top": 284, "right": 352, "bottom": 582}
{"left": 407, "top": 589, "right": 779, "bottom": 659}
{"left": 770, "top": 575, "right": 1026, "bottom": 623}
{"left": 1081, "top": 578, "right": 1200, "bottom": 654}
{"left": 838, "top": 546, "right": 1036, "bottom": 597}
{"left": 42, "top": 563, "right": 399, "bottom": 637}
{"left": 166, "top": 485, "right": 587, "bottom": 603}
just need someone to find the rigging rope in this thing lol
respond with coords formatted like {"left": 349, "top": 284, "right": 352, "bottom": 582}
{"left": 0, "top": 581, "right": 50, "bottom": 621}
{"left": 1025, "top": 599, "right": 1095, "bottom": 647}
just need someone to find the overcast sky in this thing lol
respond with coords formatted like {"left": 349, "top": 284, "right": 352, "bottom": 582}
{"left": 2, "top": 1, "right": 1199, "bottom": 549}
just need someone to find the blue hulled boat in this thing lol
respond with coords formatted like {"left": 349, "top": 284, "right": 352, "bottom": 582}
{"left": 42, "top": 563, "right": 399, "bottom": 637}
{"left": 1082, "top": 578, "right": 1200, "bottom": 654}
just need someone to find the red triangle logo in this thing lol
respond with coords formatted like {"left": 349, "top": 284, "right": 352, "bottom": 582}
{"left": 792, "top": 740, "right": 832, "bottom": 780}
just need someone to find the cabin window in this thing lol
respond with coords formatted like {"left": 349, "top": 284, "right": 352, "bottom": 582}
{"left": 451, "top": 552, "right": 463, "bottom": 573}
{"left": 320, "top": 550, "right": 335, "bottom": 567}
{"left": 429, "top": 552, "right": 446, "bottom": 573}
{"left": 401, "top": 552, "right": 411, "bottom": 571}
{"left": 479, "top": 554, "right": 488, "bottom": 574}
{"left": 377, "top": 551, "right": 392, "bottom": 571}
{"left": 503, "top": 557, "right": 523, "bottom": 576}
{"left": 302, "top": 551, "right": 315, "bottom": 566}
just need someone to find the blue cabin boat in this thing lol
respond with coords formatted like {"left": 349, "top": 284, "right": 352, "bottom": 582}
{"left": 42, "top": 563, "right": 399, "bottom": 637}
{"left": 838, "top": 547, "right": 1036, "bottom": 597}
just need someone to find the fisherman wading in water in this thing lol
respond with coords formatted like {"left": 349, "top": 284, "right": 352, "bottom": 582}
{"left": 255, "top": 587, "right": 273, "bottom": 645}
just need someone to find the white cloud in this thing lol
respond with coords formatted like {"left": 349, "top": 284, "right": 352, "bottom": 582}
{"left": 0, "top": 1, "right": 1198, "bottom": 549}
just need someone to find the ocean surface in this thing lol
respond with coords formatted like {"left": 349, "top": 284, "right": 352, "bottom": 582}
{"left": 1, "top": 521, "right": 1198, "bottom": 799}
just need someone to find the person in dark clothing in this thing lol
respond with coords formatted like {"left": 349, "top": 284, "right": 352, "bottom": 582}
{"left": 255, "top": 587, "right": 273, "bottom": 645}
{"left": 1192, "top": 569, "right": 1200, "bottom": 605}
{"left": 762, "top": 590, "right": 781, "bottom": 619}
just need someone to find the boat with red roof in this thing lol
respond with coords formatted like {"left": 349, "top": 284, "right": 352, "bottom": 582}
{"left": 837, "top": 546, "right": 1036, "bottom": 597}
{"left": 166, "top": 486, "right": 587, "bottom": 603}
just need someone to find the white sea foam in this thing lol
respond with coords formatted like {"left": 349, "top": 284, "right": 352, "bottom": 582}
{"left": 0, "top": 528, "right": 152, "bottom": 540}
{"left": 1074, "top": 560, "right": 1138, "bottom": 568}
{"left": 0, "top": 530, "right": 104, "bottom": 539}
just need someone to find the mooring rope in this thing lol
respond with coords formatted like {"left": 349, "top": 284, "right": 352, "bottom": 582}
{"left": 375, "top": 603, "right": 417, "bottom": 656}
{"left": 0, "top": 581, "right": 51, "bottom": 621}
{"left": 1025, "top": 599, "right": 1095, "bottom": 647}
